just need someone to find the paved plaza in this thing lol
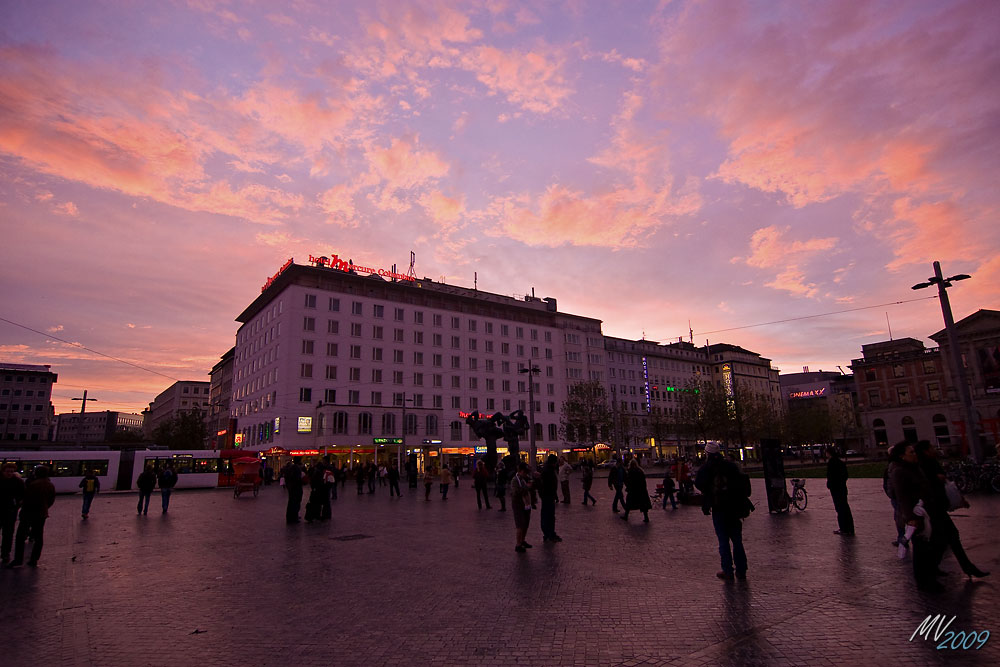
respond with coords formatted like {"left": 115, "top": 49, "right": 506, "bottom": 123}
{"left": 1, "top": 474, "right": 998, "bottom": 666}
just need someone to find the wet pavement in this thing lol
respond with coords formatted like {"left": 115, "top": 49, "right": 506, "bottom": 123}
{"left": 1, "top": 476, "right": 997, "bottom": 666}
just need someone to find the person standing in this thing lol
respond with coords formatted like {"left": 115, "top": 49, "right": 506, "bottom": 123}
{"left": 511, "top": 462, "right": 536, "bottom": 553}
{"left": 326, "top": 459, "right": 339, "bottom": 502}
{"left": 367, "top": 462, "right": 377, "bottom": 494}
{"left": 695, "top": 443, "right": 750, "bottom": 581}
{"left": 608, "top": 458, "right": 626, "bottom": 513}
{"left": 539, "top": 455, "right": 562, "bottom": 542}
{"left": 883, "top": 447, "right": 906, "bottom": 552}
{"left": 675, "top": 458, "right": 693, "bottom": 499}
{"left": 158, "top": 462, "right": 178, "bottom": 513}
{"left": 308, "top": 462, "right": 331, "bottom": 522}
{"left": 136, "top": 465, "right": 157, "bottom": 515}
{"left": 439, "top": 465, "right": 453, "bottom": 500}
{"left": 914, "top": 440, "right": 988, "bottom": 580}
{"left": 889, "top": 441, "right": 946, "bottom": 592}
{"left": 424, "top": 465, "right": 436, "bottom": 501}
{"left": 826, "top": 446, "right": 855, "bottom": 536}
{"left": 79, "top": 469, "right": 100, "bottom": 519}
{"left": 0, "top": 463, "right": 25, "bottom": 564}
{"left": 558, "top": 457, "right": 572, "bottom": 504}
{"left": 6, "top": 466, "right": 55, "bottom": 568}
{"left": 473, "top": 460, "right": 492, "bottom": 510}
{"left": 387, "top": 461, "right": 402, "bottom": 498}
{"left": 622, "top": 459, "right": 652, "bottom": 522}
{"left": 581, "top": 459, "right": 597, "bottom": 506}
{"left": 283, "top": 457, "right": 305, "bottom": 524}
{"left": 356, "top": 464, "right": 366, "bottom": 495}
{"left": 661, "top": 474, "right": 678, "bottom": 510}
{"left": 494, "top": 459, "right": 508, "bottom": 512}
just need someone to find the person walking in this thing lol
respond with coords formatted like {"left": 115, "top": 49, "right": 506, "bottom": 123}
{"left": 136, "top": 465, "right": 157, "bottom": 515}
{"left": 915, "top": 440, "right": 988, "bottom": 581}
{"left": 283, "top": 457, "right": 306, "bottom": 524}
{"left": 367, "top": 462, "right": 377, "bottom": 494}
{"left": 473, "top": 460, "right": 492, "bottom": 510}
{"left": 308, "top": 462, "right": 331, "bottom": 522}
{"left": 581, "top": 459, "right": 597, "bottom": 506}
{"left": 79, "top": 468, "right": 100, "bottom": 519}
{"left": 558, "top": 456, "right": 572, "bottom": 504}
{"left": 883, "top": 447, "right": 907, "bottom": 552}
{"left": 494, "top": 459, "right": 508, "bottom": 512}
{"left": 511, "top": 462, "right": 536, "bottom": 553}
{"left": 158, "top": 462, "right": 178, "bottom": 513}
{"left": 327, "top": 460, "right": 339, "bottom": 502}
{"left": 539, "top": 454, "right": 562, "bottom": 542}
{"left": 622, "top": 459, "right": 652, "bottom": 522}
{"left": 6, "top": 465, "right": 55, "bottom": 568}
{"left": 439, "top": 465, "right": 453, "bottom": 500}
{"left": 695, "top": 443, "right": 751, "bottom": 581}
{"left": 826, "top": 446, "right": 855, "bottom": 535}
{"left": 387, "top": 461, "right": 402, "bottom": 498}
{"left": 452, "top": 463, "right": 460, "bottom": 489}
{"left": 424, "top": 465, "right": 436, "bottom": 501}
{"left": 608, "top": 458, "right": 626, "bottom": 513}
{"left": 0, "top": 463, "right": 25, "bottom": 564}
{"left": 378, "top": 464, "right": 387, "bottom": 487}
{"left": 675, "top": 458, "right": 693, "bottom": 499}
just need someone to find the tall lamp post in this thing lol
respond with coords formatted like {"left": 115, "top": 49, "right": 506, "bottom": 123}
{"left": 71, "top": 390, "right": 97, "bottom": 445}
{"left": 912, "top": 261, "right": 982, "bottom": 463}
{"left": 400, "top": 392, "right": 414, "bottom": 470}
{"left": 519, "top": 362, "right": 540, "bottom": 469}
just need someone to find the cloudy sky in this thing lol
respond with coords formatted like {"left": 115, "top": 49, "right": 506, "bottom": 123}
{"left": 1, "top": 0, "right": 998, "bottom": 416}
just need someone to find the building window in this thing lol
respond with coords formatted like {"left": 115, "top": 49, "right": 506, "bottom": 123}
{"left": 351, "top": 301, "right": 363, "bottom": 316}
{"left": 413, "top": 352, "right": 424, "bottom": 365}
{"left": 485, "top": 359, "right": 494, "bottom": 372}
{"left": 303, "top": 317, "right": 315, "bottom": 331}
{"left": 485, "top": 322, "right": 493, "bottom": 334}
{"left": 394, "top": 350, "right": 404, "bottom": 363}
{"left": 927, "top": 382, "right": 941, "bottom": 402}
{"left": 394, "top": 307, "right": 404, "bottom": 321}
{"left": 349, "top": 368, "right": 361, "bottom": 382}
{"left": 896, "top": 386, "right": 911, "bottom": 405}
{"left": 372, "top": 348, "right": 383, "bottom": 361}
{"left": 413, "top": 331, "right": 423, "bottom": 345}
{"left": 373, "top": 304, "right": 384, "bottom": 318}
{"left": 302, "top": 340, "right": 314, "bottom": 355}
{"left": 394, "top": 329, "right": 405, "bottom": 343}
{"left": 433, "top": 395, "right": 443, "bottom": 408}
{"left": 867, "top": 389, "right": 880, "bottom": 407}
{"left": 923, "top": 361, "right": 936, "bottom": 374}
{"left": 549, "top": 424, "right": 558, "bottom": 440}
{"left": 892, "top": 364, "right": 905, "bottom": 378}
{"left": 451, "top": 376, "right": 461, "bottom": 389}
{"left": 932, "top": 413, "right": 950, "bottom": 447}
{"left": 326, "top": 342, "right": 338, "bottom": 356}
{"left": 433, "top": 334, "right": 442, "bottom": 347}
{"left": 382, "top": 413, "right": 396, "bottom": 435}
{"left": 450, "top": 421, "right": 462, "bottom": 440}
{"left": 451, "top": 336, "right": 461, "bottom": 349}
{"left": 300, "top": 363, "right": 313, "bottom": 378}
{"left": 451, "top": 316, "right": 460, "bottom": 329}
{"left": 324, "top": 389, "right": 336, "bottom": 403}
{"left": 299, "top": 388, "right": 312, "bottom": 402}
{"left": 433, "top": 314, "right": 442, "bottom": 327}
{"left": 451, "top": 396, "right": 461, "bottom": 409}
{"left": 393, "top": 371, "right": 404, "bottom": 384}
{"left": 433, "top": 354, "right": 443, "bottom": 367}
{"left": 405, "top": 414, "right": 418, "bottom": 435}
{"left": 351, "top": 322, "right": 362, "bottom": 337}
{"left": 350, "top": 345, "right": 362, "bottom": 359}
{"left": 358, "top": 413, "right": 372, "bottom": 434}
{"left": 414, "top": 311, "right": 424, "bottom": 324}
{"left": 348, "top": 390, "right": 360, "bottom": 405}
{"left": 327, "top": 320, "right": 339, "bottom": 334}
{"left": 304, "top": 294, "right": 316, "bottom": 308}
{"left": 425, "top": 415, "right": 438, "bottom": 435}
{"left": 372, "top": 326, "right": 383, "bottom": 340}
{"left": 332, "top": 412, "right": 348, "bottom": 434}
{"left": 372, "top": 369, "right": 383, "bottom": 383}
{"left": 329, "top": 298, "right": 340, "bottom": 312}
{"left": 902, "top": 415, "right": 918, "bottom": 442}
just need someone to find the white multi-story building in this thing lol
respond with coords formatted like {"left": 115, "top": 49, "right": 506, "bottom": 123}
{"left": 232, "top": 258, "right": 605, "bottom": 463}
{"left": 142, "top": 380, "right": 211, "bottom": 439}
{"left": 55, "top": 410, "right": 144, "bottom": 443}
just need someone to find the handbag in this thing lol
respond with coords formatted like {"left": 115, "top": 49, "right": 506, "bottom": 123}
{"left": 944, "top": 480, "right": 968, "bottom": 511}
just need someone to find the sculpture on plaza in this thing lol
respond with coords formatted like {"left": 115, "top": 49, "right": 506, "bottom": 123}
{"left": 466, "top": 411, "right": 505, "bottom": 472}
{"left": 502, "top": 409, "right": 529, "bottom": 461}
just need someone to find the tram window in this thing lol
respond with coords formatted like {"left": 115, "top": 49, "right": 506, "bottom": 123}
{"left": 2, "top": 459, "right": 109, "bottom": 477}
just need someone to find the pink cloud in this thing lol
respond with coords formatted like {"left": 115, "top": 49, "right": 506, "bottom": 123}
{"left": 744, "top": 226, "right": 838, "bottom": 269}
{"left": 460, "top": 45, "right": 572, "bottom": 113}
{"left": 419, "top": 190, "right": 465, "bottom": 224}
{"left": 365, "top": 135, "right": 450, "bottom": 195}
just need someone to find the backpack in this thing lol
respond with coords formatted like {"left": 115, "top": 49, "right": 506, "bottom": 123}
{"left": 83, "top": 478, "right": 97, "bottom": 493}
{"left": 713, "top": 463, "right": 753, "bottom": 517}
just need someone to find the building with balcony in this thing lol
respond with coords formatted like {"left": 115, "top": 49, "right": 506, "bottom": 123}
{"left": 207, "top": 347, "right": 235, "bottom": 449}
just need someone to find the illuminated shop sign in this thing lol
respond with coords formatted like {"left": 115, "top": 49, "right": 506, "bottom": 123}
{"left": 274, "top": 417, "right": 280, "bottom": 433}
{"left": 789, "top": 388, "right": 827, "bottom": 399}
{"left": 309, "top": 253, "right": 414, "bottom": 282}
{"left": 234, "top": 434, "right": 244, "bottom": 445}
{"left": 297, "top": 416, "right": 313, "bottom": 433}
{"left": 289, "top": 449, "right": 320, "bottom": 456}
{"left": 722, "top": 363, "right": 735, "bottom": 413}
{"left": 642, "top": 357, "right": 651, "bottom": 413}
{"left": 474, "top": 446, "right": 509, "bottom": 455}
{"left": 261, "top": 258, "right": 294, "bottom": 293}
{"left": 373, "top": 437, "right": 404, "bottom": 445}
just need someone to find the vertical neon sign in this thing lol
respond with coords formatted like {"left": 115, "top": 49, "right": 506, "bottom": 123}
{"left": 642, "top": 356, "right": 651, "bottom": 414}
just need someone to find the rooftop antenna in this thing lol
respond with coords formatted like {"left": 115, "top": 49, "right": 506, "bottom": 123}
{"left": 689, "top": 320, "right": 694, "bottom": 344}
{"left": 474, "top": 271, "right": 477, "bottom": 291}
{"left": 885, "top": 312, "right": 893, "bottom": 340}
{"left": 407, "top": 251, "right": 416, "bottom": 280}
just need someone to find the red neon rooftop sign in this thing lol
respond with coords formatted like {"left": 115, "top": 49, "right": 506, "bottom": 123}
{"left": 309, "top": 253, "right": 414, "bottom": 282}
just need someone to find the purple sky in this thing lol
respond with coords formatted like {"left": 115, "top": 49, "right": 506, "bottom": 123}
{"left": 1, "top": 0, "right": 998, "bottom": 415}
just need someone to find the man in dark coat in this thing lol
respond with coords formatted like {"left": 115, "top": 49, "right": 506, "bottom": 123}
{"left": 136, "top": 465, "right": 157, "bottom": 515}
{"left": 284, "top": 457, "right": 305, "bottom": 524}
{"left": 622, "top": 459, "right": 651, "bottom": 522}
{"left": 7, "top": 465, "right": 55, "bottom": 568}
{"left": 0, "top": 463, "right": 26, "bottom": 564}
{"left": 826, "top": 446, "right": 855, "bottom": 535}
{"left": 387, "top": 461, "right": 402, "bottom": 498}
{"left": 608, "top": 458, "right": 626, "bottom": 513}
{"left": 695, "top": 443, "right": 750, "bottom": 581}
{"left": 158, "top": 462, "right": 178, "bottom": 513}
{"left": 539, "top": 455, "right": 561, "bottom": 542}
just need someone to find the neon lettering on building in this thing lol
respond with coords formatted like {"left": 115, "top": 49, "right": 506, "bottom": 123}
{"left": 261, "top": 258, "right": 294, "bottom": 293}
{"left": 789, "top": 388, "right": 827, "bottom": 399}
{"left": 309, "top": 253, "right": 415, "bottom": 282}
{"left": 642, "top": 356, "right": 651, "bottom": 413}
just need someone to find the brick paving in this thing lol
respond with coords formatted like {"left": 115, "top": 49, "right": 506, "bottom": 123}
{"left": 1, "top": 475, "right": 997, "bottom": 666}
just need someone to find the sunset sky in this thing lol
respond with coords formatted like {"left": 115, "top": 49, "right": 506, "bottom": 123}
{"left": 1, "top": 0, "right": 998, "bottom": 416}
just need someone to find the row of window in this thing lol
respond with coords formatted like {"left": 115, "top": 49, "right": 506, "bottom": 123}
{"left": 0, "top": 418, "right": 44, "bottom": 425}
{"left": 866, "top": 382, "right": 941, "bottom": 407}
{"left": 297, "top": 386, "right": 551, "bottom": 413}
{"left": 299, "top": 333, "right": 556, "bottom": 361}
{"left": 863, "top": 361, "right": 937, "bottom": 382}
{"left": 0, "top": 389, "right": 47, "bottom": 397}
{"left": 306, "top": 293, "right": 552, "bottom": 341}
{"left": 1, "top": 375, "right": 51, "bottom": 383}
{"left": 0, "top": 404, "right": 46, "bottom": 411}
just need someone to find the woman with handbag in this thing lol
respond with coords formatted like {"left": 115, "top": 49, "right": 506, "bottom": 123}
{"left": 914, "top": 441, "right": 988, "bottom": 581}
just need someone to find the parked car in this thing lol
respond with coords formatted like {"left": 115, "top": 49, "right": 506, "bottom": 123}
{"left": 845, "top": 449, "right": 860, "bottom": 457}
{"left": 596, "top": 460, "right": 617, "bottom": 468}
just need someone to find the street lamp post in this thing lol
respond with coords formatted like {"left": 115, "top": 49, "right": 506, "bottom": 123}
{"left": 519, "top": 362, "right": 540, "bottom": 469}
{"left": 400, "top": 392, "right": 414, "bottom": 470}
{"left": 912, "top": 261, "right": 982, "bottom": 462}
{"left": 71, "top": 390, "right": 97, "bottom": 444}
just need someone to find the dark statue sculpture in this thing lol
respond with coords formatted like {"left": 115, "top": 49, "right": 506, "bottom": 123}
{"left": 465, "top": 411, "right": 505, "bottom": 471}
{"left": 501, "top": 409, "right": 529, "bottom": 460}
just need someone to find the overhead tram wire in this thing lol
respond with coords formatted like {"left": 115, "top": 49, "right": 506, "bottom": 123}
{"left": 681, "top": 295, "right": 939, "bottom": 339}
{"left": 0, "top": 316, "right": 181, "bottom": 382}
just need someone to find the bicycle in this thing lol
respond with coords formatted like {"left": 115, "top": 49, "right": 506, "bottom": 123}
{"left": 768, "top": 477, "right": 807, "bottom": 512}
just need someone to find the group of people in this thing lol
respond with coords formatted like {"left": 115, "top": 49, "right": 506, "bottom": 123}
{"left": 0, "top": 463, "right": 55, "bottom": 568}
{"left": 884, "top": 440, "right": 989, "bottom": 593}
{"left": 134, "top": 463, "right": 178, "bottom": 515}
